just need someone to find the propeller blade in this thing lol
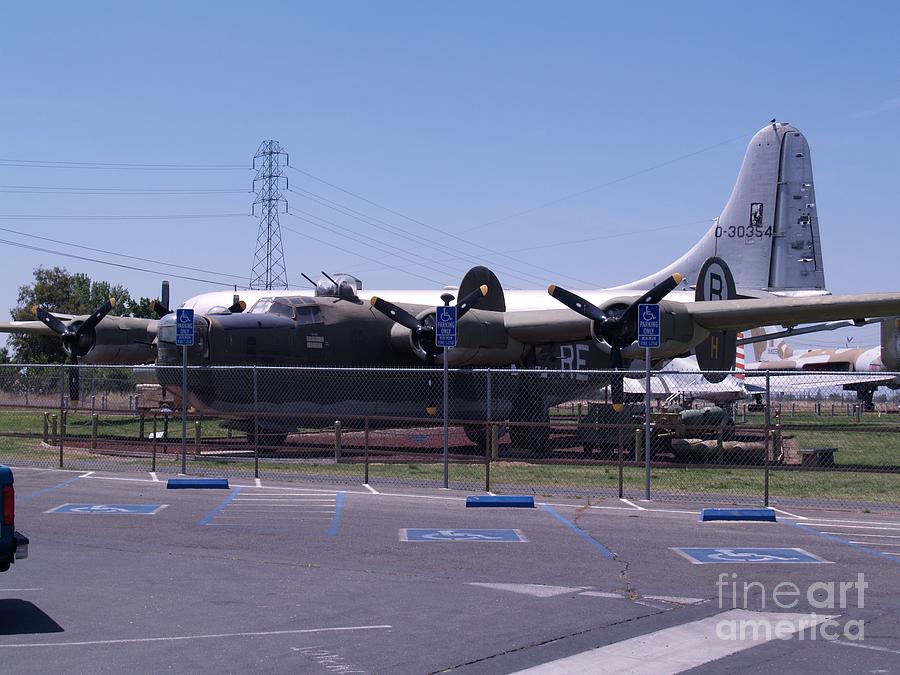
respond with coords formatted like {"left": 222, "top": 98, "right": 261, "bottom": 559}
{"left": 456, "top": 284, "right": 489, "bottom": 320}
{"left": 547, "top": 285, "right": 608, "bottom": 323}
{"left": 78, "top": 298, "right": 116, "bottom": 335}
{"left": 609, "top": 345, "right": 624, "bottom": 412}
{"left": 35, "top": 307, "right": 67, "bottom": 335}
{"left": 369, "top": 296, "right": 421, "bottom": 332}
{"left": 153, "top": 280, "right": 171, "bottom": 316}
{"left": 68, "top": 352, "right": 80, "bottom": 403}
{"left": 621, "top": 273, "right": 683, "bottom": 323}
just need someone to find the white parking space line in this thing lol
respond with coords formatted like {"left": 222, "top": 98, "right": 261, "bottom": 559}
{"left": 619, "top": 498, "right": 646, "bottom": 510}
{"left": 254, "top": 478, "right": 262, "bottom": 487}
{"left": 149, "top": 472, "right": 159, "bottom": 482}
{"left": 770, "top": 507, "right": 807, "bottom": 520}
{"left": 807, "top": 524, "right": 900, "bottom": 532}
{"left": 0, "top": 624, "right": 393, "bottom": 649}
{"left": 802, "top": 517, "right": 900, "bottom": 526}
{"left": 824, "top": 532, "right": 900, "bottom": 539}
{"left": 510, "top": 610, "right": 835, "bottom": 674}
{"left": 362, "top": 483, "right": 379, "bottom": 494}
{"left": 849, "top": 541, "right": 900, "bottom": 546}
{"left": 833, "top": 641, "right": 900, "bottom": 656}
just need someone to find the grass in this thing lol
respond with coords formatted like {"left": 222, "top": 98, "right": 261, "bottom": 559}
{"left": 0, "top": 407, "right": 896, "bottom": 505}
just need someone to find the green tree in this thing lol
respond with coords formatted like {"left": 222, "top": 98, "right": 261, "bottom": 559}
{"left": 8, "top": 266, "right": 160, "bottom": 363}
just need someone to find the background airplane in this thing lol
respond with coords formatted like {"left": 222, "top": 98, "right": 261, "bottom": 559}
{"left": 743, "top": 317, "right": 900, "bottom": 408}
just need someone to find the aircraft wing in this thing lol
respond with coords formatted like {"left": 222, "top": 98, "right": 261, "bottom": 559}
{"left": 743, "top": 371, "right": 898, "bottom": 391}
{"left": 503, "top": 309, "right": 591, "bottom": 344}
{"left": 503, "top": 293, "right": 900, "bottom": 346}
{"left": 0, "top": 320, "right": 60, "bottom": 337}
{"left": 685, "top": 293, "right": 900, "bottom": 332}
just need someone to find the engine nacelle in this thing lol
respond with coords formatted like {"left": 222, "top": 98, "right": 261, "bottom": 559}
{"left": 389, "top": 309, "right": 528, "bottom": 366}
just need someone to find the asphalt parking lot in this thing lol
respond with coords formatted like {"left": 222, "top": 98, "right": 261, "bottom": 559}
{"left": 1, "top": 467, "right": 899, "bottom": 674}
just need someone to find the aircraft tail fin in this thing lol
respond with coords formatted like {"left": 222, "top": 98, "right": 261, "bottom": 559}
{"left": 883, "top": 317, "right": 900, "bottom": 371}
{"left": 615, "top": 122, "right": 827, "bottom": 296}
{"left": 459, "top": 266, "right": 505, "bottom": 312}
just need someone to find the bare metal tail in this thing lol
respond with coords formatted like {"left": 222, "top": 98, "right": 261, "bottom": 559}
{"left": 616, "top": 122, "right": 827, "bottom": 296}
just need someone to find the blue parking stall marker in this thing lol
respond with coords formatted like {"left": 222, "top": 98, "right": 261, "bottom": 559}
{"left": 46, "top": 503, "right": 168, "bottom": 515}
{"left": 467, "top": 495, "right": 535, "bottom": 508}
{"left": 400, "top": 529, "right": 527, "bottom": 542}
{"left": 700, "top": 508, "right": 777, "bottom": 522}
{"left": 671, "top": 547, "right": 831, "bottom": 564}
{"left": 167, "top": 477, "right": 229, "bottom": 489}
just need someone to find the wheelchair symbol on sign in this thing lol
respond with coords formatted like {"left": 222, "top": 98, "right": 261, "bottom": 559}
{"left": 706, "top": 549, "right": 804, "bottom": 563}
{"left": 179, "top": 312, "right": 193, "bottom": 323}
{"left": 421, "top": 530, "right": 505, "bottom": 541}
{"left": 69, "top": 505, "right": 135, "bottom": 513}
{"left": 642, "top": 307, "right": 657, "bottom": 322}
{"left": 440, "top": 307, "right": 454, "bottom": 322}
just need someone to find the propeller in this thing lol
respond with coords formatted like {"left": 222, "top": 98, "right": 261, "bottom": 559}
{"left": 548, "top": 273, "right": 683, "bottom": 411}
{"left": 370, "top": 284, "right": 489, "bottom": 365}
{"left": 152, "top": 280, "right": 171, "bottom": 317}
{"left": 35, "top": 298, "right": 118, "bottom": 403}
{"left": 228, "top": 294, "right": 246, "bottom": 314}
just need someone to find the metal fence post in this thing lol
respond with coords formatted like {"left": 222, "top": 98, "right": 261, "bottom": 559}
{"left": 43, "top": 412, "right": 49, "bottom": 444}
{"left": 363, "top": 417, "right": 370, "bottom": 485}
{"left": 152, "top": 415, "right": 157, "bottom": 473}
{"left": 91, "top": 413, "right": 98, "bottom": 451}
{"left": 764, "top": 371, "right": 771, "bottom": 507}
{"left": 194, "top": 420, "right": 202, "bottom": 457}
{"left": 50, "top": 414, "right": 57, "bottom": 446}
{"left": 139, "top": 413, "right": 145, "bottom": 442}
{"left": 253, "top": 366, "right": 259, "bottom": 479}
{"left": 59, "top": 363, "right": 65, "bottom": 468}
{"left": 334, "top": 421, "right": 342, "bottom": 462}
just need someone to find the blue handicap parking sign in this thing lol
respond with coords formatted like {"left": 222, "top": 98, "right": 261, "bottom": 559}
{"left": 671, "top": 547, "right": 830, "bottom": 564}
{"left": 638, "top": 303, "right": 660, "bottom": 348}
{"left": 435, "top": 305, "right": 457, "bottom": 348}
{"left": 47, "top": 503, "right": 168, "bottom": 515}
{"left": 400, "top": 528, "right": 527, "bottom": 542}
{"left": 176, "top": 308, "right": 195, "bottom": 346}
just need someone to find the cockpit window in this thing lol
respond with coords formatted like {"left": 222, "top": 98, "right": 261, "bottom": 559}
{"left": 247, "top": 297, "right": 322, "bottom": 324}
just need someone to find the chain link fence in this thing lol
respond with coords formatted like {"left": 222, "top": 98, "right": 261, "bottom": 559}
{"left": 0, "top": 364, "right": 896, "bottom": 510}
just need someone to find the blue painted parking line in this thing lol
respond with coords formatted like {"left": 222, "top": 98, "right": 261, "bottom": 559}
{"left": 20, "top": 474, "right": 84, "bottom": 502}
{"left": 327, "top": 492, "right": 346, "bottom": 536}
{"left": 540, "top": 504, "right": 617, "bottom": 559}
{"left": 46, "top": 504, "right": 168, "bottom": 515}
{"left": 400, "top": 529, "right": 527, "bottom": 542}
{"left": 672, "top": 547, "right": 830, "bottom": 564}
{"left": 198, "top": 486, "right": 243, "bottom": 525}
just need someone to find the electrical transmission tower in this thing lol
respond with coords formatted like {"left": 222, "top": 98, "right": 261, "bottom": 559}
{"left": 249, "top": 140, "right": 289, "bottom": 290}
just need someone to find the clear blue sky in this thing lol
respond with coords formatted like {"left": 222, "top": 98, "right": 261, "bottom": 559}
{"left": 1, "top": 1, "right": 898, "bottom": 348}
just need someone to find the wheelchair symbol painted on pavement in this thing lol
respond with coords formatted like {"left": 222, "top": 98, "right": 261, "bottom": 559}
{"left": 671, "top": 547, "right": 830, "bottom": 564}
{"left": 401, "top": 528, "right": 527, "bottom": 542}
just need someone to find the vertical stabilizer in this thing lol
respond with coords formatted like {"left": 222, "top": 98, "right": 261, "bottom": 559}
{"left": 615, "top": 122, "right": 827, "bottom": 295}
{"left": 883, "top": 317, "right": 900, "bottom": 371}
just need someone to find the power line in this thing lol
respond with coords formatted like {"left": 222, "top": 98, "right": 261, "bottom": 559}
{"left": 286, "top": 184, "right": 596, "bottom": 287}
{"left": 0, "top": 238, "right": 235, "bottom": 286}
{"left": 0, "top": 225, "right": 246, "bottom": 282}
{"left": 281, "top": 215, "right": 447, "bottom": 286}
{"left": 0, "top": 184, "right": 250, "bottom": 195}
{"left": 0, "top": 158, "right": 248, "bottom": 170}
{"left": 0, "top": 213, "right": 250, "bottom": 220}
{"left": 286, "top": 189, "right": 560, "bottom": 287}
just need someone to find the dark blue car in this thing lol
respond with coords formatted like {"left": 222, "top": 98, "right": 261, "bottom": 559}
{"left": 0, "top": 465, "right": 28, "bottom": 572}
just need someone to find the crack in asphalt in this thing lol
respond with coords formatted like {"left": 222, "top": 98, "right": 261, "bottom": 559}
{"left": 429, "top": 608, "right": 671, "bottom": 674}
